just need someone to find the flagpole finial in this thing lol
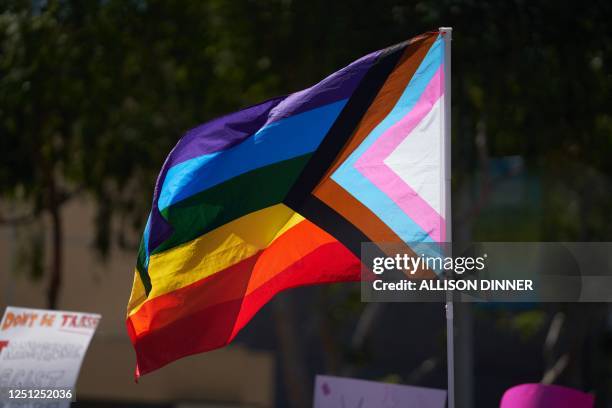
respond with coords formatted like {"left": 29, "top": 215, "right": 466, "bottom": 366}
{"left": 439, "top": 27, "right": 453, "bottom": 39}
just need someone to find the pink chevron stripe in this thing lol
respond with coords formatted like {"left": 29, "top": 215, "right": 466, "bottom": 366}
{"left": 354, "top": 66, "right": 445, "bottom": 242}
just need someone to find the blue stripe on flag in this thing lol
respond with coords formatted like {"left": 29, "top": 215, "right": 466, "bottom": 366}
{"left": 158, "top": 99, "right": 347, "bottom": 211}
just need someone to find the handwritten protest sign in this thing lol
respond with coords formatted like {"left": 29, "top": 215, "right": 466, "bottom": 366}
{"left": 314, "top": 375, "right": 446, "bottom": 408}
{"left": 0, "top": 306, "right": 100, "bottom": 408}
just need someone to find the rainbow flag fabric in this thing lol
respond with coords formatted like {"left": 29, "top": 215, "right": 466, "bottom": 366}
{"left": 127, "top": 30, "right": 448, "bottom": 376}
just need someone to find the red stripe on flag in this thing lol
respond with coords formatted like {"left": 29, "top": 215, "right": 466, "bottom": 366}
{"left": 128, "top": 240, "right": 359, "bottom": 376}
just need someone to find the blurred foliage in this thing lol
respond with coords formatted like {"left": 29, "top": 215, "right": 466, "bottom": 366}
{"left": 1, "top": 0, "right": 611, "bottom": 248}
{"left": 491, "top": 308, "right": 547, "bottom": 342}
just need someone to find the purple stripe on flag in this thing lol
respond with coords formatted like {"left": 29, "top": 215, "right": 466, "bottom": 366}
{"left": 169, "top": 96, "right": 285, "bottom": 167}
{"left": 165, "top": 50, "right": 380, "bottom": 168}
{"left": 146, "top": 49, "right": 381, "bottom": 257}
{"left": 264, "top": 51, "right": 380, "bottom": 125}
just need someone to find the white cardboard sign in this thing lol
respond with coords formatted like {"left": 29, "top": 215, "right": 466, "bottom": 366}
{"left": 314, "top": 375, "right": 447, "bottom": 408}
{"left": 0, "top": 306, "right": 100, "bottom": 407}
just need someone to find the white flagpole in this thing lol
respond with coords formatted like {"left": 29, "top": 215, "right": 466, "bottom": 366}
{"left": 439, "top": 26, "right": 454, "bottom": 408}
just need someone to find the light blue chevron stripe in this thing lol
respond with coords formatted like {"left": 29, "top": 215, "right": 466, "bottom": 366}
{"left": 331, "top": 36, "right": 444, "bottom": 243}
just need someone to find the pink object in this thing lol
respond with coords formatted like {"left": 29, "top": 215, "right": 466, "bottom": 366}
{"left": 500, "top": 383, "right": 594, "bottom": 408}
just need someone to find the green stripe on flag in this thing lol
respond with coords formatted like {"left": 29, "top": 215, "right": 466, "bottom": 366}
{"left": 153, "top": 154, "right": 311, "bottom": 254}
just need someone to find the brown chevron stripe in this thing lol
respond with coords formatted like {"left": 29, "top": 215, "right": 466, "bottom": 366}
{"left": 314, "top": 32, "right": 438, "bottom": 184}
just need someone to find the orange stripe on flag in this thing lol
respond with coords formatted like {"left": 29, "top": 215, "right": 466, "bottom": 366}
{"left": 127, "top": 219, "right": 360, "bottom": 376}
